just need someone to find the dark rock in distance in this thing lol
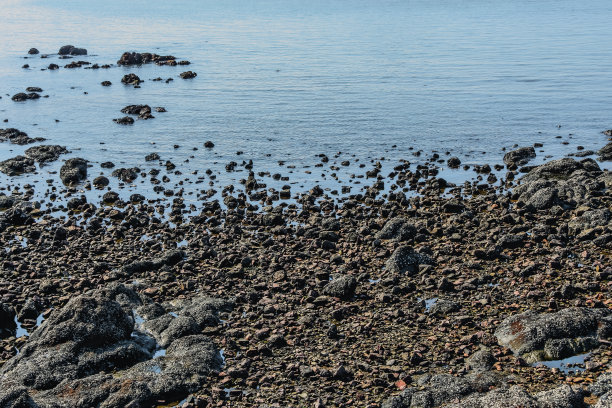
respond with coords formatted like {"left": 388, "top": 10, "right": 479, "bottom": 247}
{"left": 58, "top": 45, "right": 87, "bottom": 55}
{"left": 180, "top": 71, "right": 197, "bottom": 79}
{"left": 113, "top": 116, "right": 134, "bottom": 125}
{"left": 27, "top": 48, "right": 39, "bottom": 55}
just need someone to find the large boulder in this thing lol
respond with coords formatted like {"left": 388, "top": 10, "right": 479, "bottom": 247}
{"left": 60, "top": 158, "right": 88, "bottom": 185}
{"left": 322, "top": 275, "right": 357, "bottom": 300}
{"left": 58, "top": 45, "right": 87, "bottom": 55}
{"left": 0, "top": 284, "right": 231, "bottom": 407}
{"left": 495, "top": 307, "right": 611, "bottom": 363}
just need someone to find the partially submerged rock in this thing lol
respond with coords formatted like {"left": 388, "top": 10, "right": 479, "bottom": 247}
{"left": 0, "top": 156, "right": 36, "bottom": 176}
{"left": 24, "top": 145, "right": 68, "bottom": 164}
{"left": 117, "top": 52, "right": 176, "bottom": 66}
{"left": 58, "top": 45, "right": 87, "bottom": 55}
{"left": 504, "top": 146, "right": 536, "bottom": 167}
{"left": 121, "top": 104, "right": 154, "bottom": 119}
{"left": 111, "top": 167, "right": 139, "bottom": 182}
{"left": 60, "top": 158, "right": 88, "bottom": 185}
{"left": 0, "top": 128, "right": 45, "bottom": 145}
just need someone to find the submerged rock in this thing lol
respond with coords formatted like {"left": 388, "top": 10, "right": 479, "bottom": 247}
{"left": 121, "top": 73, "right": 142, "bottom": 85}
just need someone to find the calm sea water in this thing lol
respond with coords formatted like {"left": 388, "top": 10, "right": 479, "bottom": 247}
{"left": 1, "top": 0, "right": 611, "bottom": 205}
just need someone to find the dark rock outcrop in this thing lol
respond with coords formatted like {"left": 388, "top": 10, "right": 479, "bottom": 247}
{"left": 60, "top": 158, "right": 88, "bottom": 185}
{"left": 117, "top": 52, "right": 176, "bottom": 66}
{"left": 504, "top": 146, "right": 536, "bottom": 167}
{"left": 0, "top": 284, "right": 230, "bottom": 407}
{"left": 58, "top": 45, "right": 87, "bottom": 55}
{"left": 24, "top": 145, "right": 68, "bottom": 164}
{"left": 0, "top": 156, "right": 36, "bottom": 176}
{"left": 0, "top": 128, "right": 45, "bottom": 145}
{"left": 495, "top": 307, "right": 611, "bottom": 363}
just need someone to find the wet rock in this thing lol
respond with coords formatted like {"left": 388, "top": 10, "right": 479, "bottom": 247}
{"left": 376, "top": 217, "right": 417, "bottom": 241}
{"left": 113, "top": 116, "right": 134, "bottom": 125}
{"left": 60, "top": 158, "right": 88, "bottom": 185}
{"left": 495, "top": 307, "right": 611, "bottom": 363}
{"left": 322, "top": 275, "right": 357, "bottom": 300}
{"left": 11, "top": 93, "right": 29, "bottom": 102}
{"left": 0, "top": 303, "right": 16, "bottom": 339}
{"left": 385, "top": 245, "right": 434, "bottom": 275}
{"left": 447, "top": 156, "right": 461, "bottom": 168}
{"left": 24, "top": 145, "right": 68, "bottom": 164}
{"left": 58, "top": 45, "right": 87, "bottom": 55}
{"left": 504, "top": 146, "right": 536, "bottom": 167}
{"left": 121, "top": 73, "right": 142, "bottom": 85}
{"left": 92, "top": 176, "right": 109, "bottom": 187}
{"left": 111, "top": 167, "right": 139, "bottom": 183}
{"left": 145, "top": 153, "right": 160, "bottom": 161}
{"left": 27, "top": 48, "right": 39, "bottom": 55}
{"left": 102, "top": 191, "right": 119, "bottom": 203}
{"left": 514, "top": 158, "right": 604, "bottom": 211}
{"left": 117, "top": 52, "right": 176, "bottom": 66}
{"left": 599, "top": 142, "right": 612, "bottom": 161}
{"left": 25, "top": 87, "right": 42, "bottom": 92}
{"left": 0, "top": 156, "right": 36, "bottom": 176}
{"left": 47, "top": 63, "right": 59, "bottom": 70}
{"left": 180, "top": 71, "right": 197, "bottom": 79}
{"left": 0, "top": 128, "right": 45, "bottom": 145}
{"left": 121, "top": 104, "right": 153, "bottom": 119}
{"left": 101, "top": 81, "right": 111, "bottom": 86}
{"left": 204, "top": 141, "right": 214, "bottom": 148}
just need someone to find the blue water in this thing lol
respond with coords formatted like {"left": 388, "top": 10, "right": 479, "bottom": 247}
{"left": 1, "top": 0, "right": 611, "bottom": 205}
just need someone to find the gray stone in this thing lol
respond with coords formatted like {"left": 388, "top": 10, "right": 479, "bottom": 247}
{"left": 322, "top": 275, "right": 357, "bottom": 300}
{"left": 376, "top": 217, "right": 417, "bottom": 241}
{"left": 386, "top": 245, "right": 434, "bottom": 275}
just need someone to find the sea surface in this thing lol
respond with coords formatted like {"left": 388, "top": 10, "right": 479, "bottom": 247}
{"left": 1, "top": 0, "right": 611, "bottom": 206}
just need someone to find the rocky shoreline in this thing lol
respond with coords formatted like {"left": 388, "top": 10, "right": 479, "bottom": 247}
{"left": 1, "top": 48, "right": 612, "bottom": 408}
